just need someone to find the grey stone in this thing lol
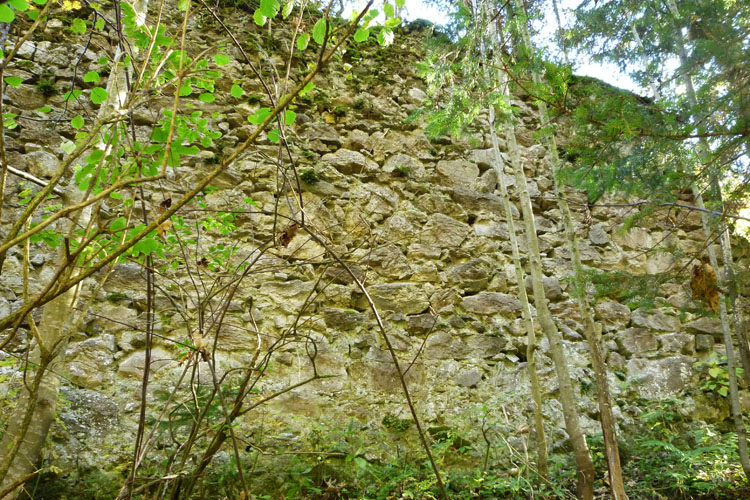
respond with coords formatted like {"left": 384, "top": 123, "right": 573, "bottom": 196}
{"left": 425, "top": 331, "right": 469, "bottom": 359}
{"left": 660, "top": 333, "right": 695, "bottom": 355}
{"left": 303, "top": 122, "right": 341, "bottom": 146}
{"left": 445, "top": 259, "right": 491, "bottom": 293}
{"left": 365, "top": 283, "right": 429, "bottom": 315}
{"left": 118, "top": 347, "right": 175, "bottom": 378}
{"left": 684, "top": 317, "right": 723, "bottom": 338}
{"left": 5, "top": 84, "right": 47, "bottom": 109}
{"left": 436, "top": 159, "right": 479, "bottom": 187}
{"left": 26, "top": 150, "right": 60, "bottom": 178}
{"left": 613, "top": 227, "right": 652, "bottom": 249}
{"left": 455, "top": 367, "right": 482, "bottom": 387}
{"left": 259, "top": 280, "right": 316, "bottom": 310}
{"left": 405, "top": 87, "right": 427, "bottom": 104}
{"left": 626, "top": 356, "right": 693, "bottom": 399}
{"left": 588, "top": 223, "right": 610, "bottom": 245}
{"left": 695, "top": 334, "right": 715, "bottom": 352}
{"left": 322, "top": 148, "right": 375, "bottom": 175}
{"left": 420, "top": 213, "right": 470, "bottom": 248}
{"left": 406, "top": 314, "right": 438, "bottom": 334}
{"left": 466, "top": 334, "right": 508, "bottom": 358}
{"left": 383, "top": 153, "right": 427, "bottom": 180}
{"left": 595, "top": 301, "right": 631, "bottom": 331}
{"left": 365, "top": 244, "right": 412, "bottom": 279}
{"left": 323, "top": 308, "right": 367, "bottom": 330}
{"left": 462, "top": 292, "right": 521, "bottom": 316}
{"left": 617, "top": 328, "right": 658, "bottom": 356}
{"left": 66, "top": 335, "right": 115, "bottom": 388}
{"left": 524, "top": 275, "right": 563, "bottom": 301}
{"left": 94, "top": 303, "right": 138, "bottom": 333}
{"left": 631, "top": 308, "right": 680, "bottom": 332}
{"left": 451, "top": 187, "right": 504, "bottom": 215}
{"left": 344, "top": 129, "right": 371, "bottom": 151}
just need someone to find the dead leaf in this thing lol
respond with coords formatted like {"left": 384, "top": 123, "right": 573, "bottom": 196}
{"left": 278, "top": 222, "right": 298, "bottom": 247}
{"left": 691, "top": 262, "right": 720, "bottom": 313}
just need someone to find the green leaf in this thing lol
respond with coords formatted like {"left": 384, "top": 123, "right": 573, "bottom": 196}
{"left": 37, "top": 106, "right": 51, "bottom": 113}
{"left": 0, "top": 4, "right": 15, "bottom": 22}
{"left": 61, "top": 141, "right": 76, "bottom": 154}
{"left": 8, "top": 0, "right": 28, "bottom": 12}
{"left": 253, "top": 9, "right": 266, "bottom": 26}
{"left": 385, "top": 17, "right": 401, "bottom": 28}
{"left": 134, "top": 236, "right": 159, "bottom": 255}
{"left": 110, "top": 191, "right": 122, "bottom": 200}
{"left": 377, "top": 28, "right": 394, "bottom": 46}
{"left": 354, "top": 28, "right": 369, "bottom": 43}
{"left": 709, "top": 367, "right": 721, "bottom": 378}
{"left": 64, "top": 89, "right": 83, "bottom": 101}
{"left": 4, "top": 76, "right": 22, "bottom": 87}
{"left": 268, "top": 128, "right": 279, "bottom": 143}
{"left": 296, "top": 33, "right": 310, "bottom": 51}
{"left": 71, "top": 115, "right": 84, "bottom": 130}
{"left": 259, "top": 0, "right": 280, "bottom": 18}
{"left": 299, "top": 81, "right": 314, "bottom": 96}
{"left": 718, "top": 387, "right": 728, "bottom": 397}
{"left": 95, "top": 18, "right": 105, "bottom": 30}
{"left": 32, "top": 0, "right": 46, "bottom": 4}
{"left": 26, "top": 9, "right": 37, "bottom": 19}
{"left": 70, "top": 18, "right": 87, "bottom": 34}
{"left": 177, "top": 0, "right": 189, "bottom": 10}
{"left": 213, "top": 54, "right": 230, "bottom": 66}
{"left": 312, "top": 18, "right": 327, "bottom": 45}
{"left": 248, "top": 107, "right": 271, "bottom": 125}
{"left": 198, "top": 92, "right": 215, "bottom": 103}
{"left": 230, "top": 84, "right": 243, "bottom": 98}
{"left": 109, "top": 217, "right": 127, "bottom": 232}
{"left": 90, "top": 87, "right": 108, "bottom": 104}
{"left": 395, "top": 0, "right": 404, "bottom": 7}
{"left": 179, "top": 83, "right": 193, "bottom": 96}
{"left": 83, "top": 71, "right": 100, "bottom": 83}
{"left": 284, "top": 109, "right": 296, "bottom": 125}
{"left": 383, "top": 2, "right": 394, "bottom": 18}
{"left": 281, "top": 0, "right": 293, "bottom": 18}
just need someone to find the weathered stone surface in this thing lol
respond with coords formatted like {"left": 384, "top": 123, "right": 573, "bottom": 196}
{"left": 627, "top": 356, "right": 693, "bottom": 399}
{"left": 524, "top": 275, "right": 563, "bottom": 301}
{"left": 322, "top": 148, "right": 376, "bottom": 174}
{"left": 118, "top": 347, "right": 175, "bottom": 378}
{"left": 617, "top": 328, "right": 658, "bottom": 356}
{"left": 383, "top": 153, "right": 427, "bottom": 180}
{"left": 259, "top": 280, "right": 316, "bottom": 310}
{"left": 323, "top": 308, "right": 367, "bottom": 330}
{"left": 595, "top": 301, "right": 631, "bottom": 331}
{"left": 420, "top": 213, "right": 470, "bottom": 248}
{"left": 659, "top": 333, "right": 695, "bottom": 355}
{"left": 436, "top": 160, "right": 479, "bottom": 187}
{"left": 365, "top": 244, "right": 412, "bottom": 279}
{"left": 425, "top": 331, "right": 469, "bottom": 359}
{"left": 588, "top": 223, "right": 610, "bottom": 245}
{"left": 26, "top": 150, "right": 60, "bottom": 178}
{"left": 5, "top": 84, "right": 47, "bottom": 109}
{"left": 455, "top": 367, "right": 482, "bottom": 387}
{"left": 684, "top": 317, "right": 723, "bottom": 338}
{"left": 405, "top": 87, "right": 427, "bottom": 104}
{"left": 462, "top": 292, "right": 521, "bottom": 316}
{"left": 451, "top": 187, "right": 504, "bottom": 215}
{"left": 303, "top": 122, "right": 342, "bottom": 145}
{"left": 365, "top": 283, "right": 429, "bottom": 315}
{"left": 631, "top": 308, "right": 680, "bottom": 332}
{"left": 445, "top": 258, "right": 491, "bottom": 293}
{"left": 613, "top": 226, "right": 652, "bottom": 249}
{"left": 66, "top": 335, "right": 115, "bottom": 388}
{"left": 695, "top": 334, "right": 715, "bottom": 352}
{"left": 406, "top": 313, "right": 438, "bottom": 334}
{"left": 344, "top": 129, "right": 371, "bottom": 151}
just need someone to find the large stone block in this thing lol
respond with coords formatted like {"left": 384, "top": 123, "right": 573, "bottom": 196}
{"left": 462, "top": 292, "right": 521, "bottom": 316}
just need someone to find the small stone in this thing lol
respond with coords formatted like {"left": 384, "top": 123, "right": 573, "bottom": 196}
{"left": 25, "top": 150, "right": 60, "bottom": 178}
{"left": 118, "top": 347, "right": 174, "bottom": 378}
{"left": 595, "top": 301, "right": 631, "bottom": 331}
{"left": 436, "top": 160, "right": 479, "bottom": 188}
{"left": 420, "top": 213, "right": 470, "bottom": 248}
{"left": 695, "top": 334, "right": 715, "bottom": 352}
{"left": 631, "top": 308, "right": 680, "bottom": 332}
{"left": 322, "top": 148, "right": 374, "bottom": 175}
{"left": 588, "top": 223, "right": 610, "bottom": 245}
{"left": 462, "top": 292, "right": 521, "bottom": 316}
{"left": 524, "top": 275, "right": 563, "bottom": 301}
{"left": 455, "top": 367, "right": 482, "bottom": 387}
{"left": 660, "top": 333, "right": 695, "bottom": 355}
{"left": 617, "top": 328, "right": 658, "bottom": 356}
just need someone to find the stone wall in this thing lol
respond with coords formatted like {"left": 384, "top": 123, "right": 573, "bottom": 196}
{"left": 1, "top": 6, "right": 749, "bottom": 481}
